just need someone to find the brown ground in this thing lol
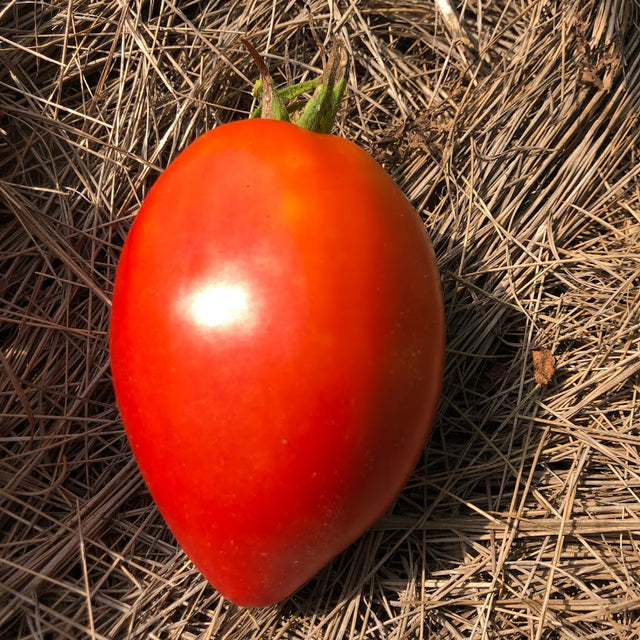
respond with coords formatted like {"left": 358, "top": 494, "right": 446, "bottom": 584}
{"left": 1, "top": 1, "right": 640, "bottom": 638}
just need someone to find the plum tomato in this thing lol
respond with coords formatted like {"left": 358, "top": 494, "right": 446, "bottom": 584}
{"left": 110, "top": 117, "right": 445, "bottom": 607}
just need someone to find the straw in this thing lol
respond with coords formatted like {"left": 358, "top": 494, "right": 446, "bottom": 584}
{"left": 1, "top": 1, "right": 639, "bottom": 637}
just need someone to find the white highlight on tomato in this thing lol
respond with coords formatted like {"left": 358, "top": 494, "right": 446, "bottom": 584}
{"left": 188, "top": 283, "right": 251, "bottom": 329}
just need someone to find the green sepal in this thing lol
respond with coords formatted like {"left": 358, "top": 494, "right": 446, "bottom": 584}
{"left": 297, "top": 42, "right": 349, "bottom": 133}
{"left": 250, "top": 79, "right": 320, "bottom": 120}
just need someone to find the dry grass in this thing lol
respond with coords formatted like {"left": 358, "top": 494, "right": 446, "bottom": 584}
{"left": 2, "top": 0, "right": 640, "bottom": 638}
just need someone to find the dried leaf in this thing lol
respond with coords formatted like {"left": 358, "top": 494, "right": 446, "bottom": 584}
{"left": 532, "top": 349, "right": 556, "bottom": 385}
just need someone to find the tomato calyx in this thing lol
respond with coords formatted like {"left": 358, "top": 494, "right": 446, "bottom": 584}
{"left": 243, "top": 39, "right": 349, "bottom": 134}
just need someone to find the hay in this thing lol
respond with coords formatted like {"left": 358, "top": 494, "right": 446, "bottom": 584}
{"left": 1, "top": 0, "right": 639, "bottom": 637}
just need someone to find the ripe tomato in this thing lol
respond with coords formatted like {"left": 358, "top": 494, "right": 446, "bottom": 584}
{"left": 110, "top": 118, "right": 444, "bottom": 607}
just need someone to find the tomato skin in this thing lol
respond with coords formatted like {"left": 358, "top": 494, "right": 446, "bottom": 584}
{"left": 110, "top": 118, "right": 444, "bottom": 607}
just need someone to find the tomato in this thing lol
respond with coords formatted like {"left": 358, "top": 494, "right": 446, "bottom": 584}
{"left": 110, "top": 118, "right": 444, "bottom": 607}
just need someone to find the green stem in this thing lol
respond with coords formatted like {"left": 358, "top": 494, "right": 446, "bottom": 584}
{"left": 243, "top": 39, "right": 350, "bottom": 134}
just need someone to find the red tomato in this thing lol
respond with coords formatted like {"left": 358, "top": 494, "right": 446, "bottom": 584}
{"left": 110, "top": 118, "right": 444, "bottom": 607}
